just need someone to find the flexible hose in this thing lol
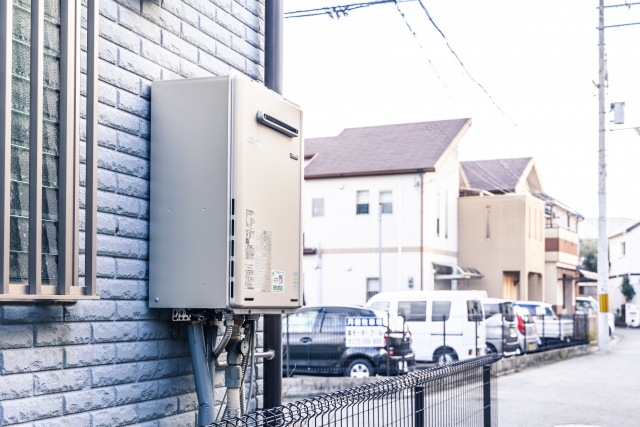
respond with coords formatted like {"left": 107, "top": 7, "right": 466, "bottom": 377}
{"left": 239, "top": 322, "right": 253, "bottom": 415}
{"left": 223, "top": 388, "right": 241, "bottom": 419}
{"left": 246, "top": 320, "right": 257, "bottom": 414}
{"left": 214, "top": 320, "right": 233, "bottom": 359}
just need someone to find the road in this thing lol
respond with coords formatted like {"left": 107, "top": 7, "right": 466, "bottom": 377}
{"left": 499, "top": 327, "right": 640, "bottom": 427}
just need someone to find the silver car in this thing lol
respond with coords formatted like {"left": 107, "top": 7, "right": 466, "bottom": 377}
{"left": 483, "top": 298, "right": 519, "bottom": 356}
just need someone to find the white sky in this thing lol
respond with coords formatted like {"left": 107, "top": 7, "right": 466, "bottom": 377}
{"left": 282, "top": 0, "right": 640, "bottom": 220}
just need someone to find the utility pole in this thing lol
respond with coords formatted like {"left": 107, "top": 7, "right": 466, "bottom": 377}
{"left": 263, "top": 0, "right": 285, "bottom": 409}
{"left": 597, "top": 0, "right": 609, "bottom": 354}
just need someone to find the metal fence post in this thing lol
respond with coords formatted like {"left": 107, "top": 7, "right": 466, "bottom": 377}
{"left": 483, "top": 364, "right": 491, "bottom": 427}
{"left": 386, "top": 311, "right": 390, "bottom": 376}
{"left": 413, "top": 385, "right": 424, "bottom": 427}
{"left": 286, "top": 314, "right": 290, "bottom": 377}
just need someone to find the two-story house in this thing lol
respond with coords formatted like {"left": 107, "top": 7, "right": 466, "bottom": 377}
{"left": 302, "top": 118, "right": 483, "bottom": 306}
{"left": 608, "top": 220, "right": 640, "bottom": 311}
{"left": 458, "top": 158, "right": 583, "bottom": 312}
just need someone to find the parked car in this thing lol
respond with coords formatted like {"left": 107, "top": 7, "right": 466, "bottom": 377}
{"left": 513, "top": 305, "right": 539, "bottom": 353}
{"left": 366, "top": 290, "right": 487, "bottom": 364}
{"left": 281, "top": 306, "right": 415, "bottom": 377}
{"left": 482, "top": 298, "right": 519, "bottom": 356}
{"left": 515, "top": 301, "right": 573, "bottom": 344}
{"left": 575, "top": 296, "right": 615, "bottom": 336}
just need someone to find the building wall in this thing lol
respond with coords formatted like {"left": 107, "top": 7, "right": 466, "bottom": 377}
{"left": 0, "top": 1, "right": 264, "bottom": 425}
{"left": 544, "top": 213, "right": 580, "bottom": 311}
{"left": 458, "top": 194, "right": 545, "bottom": 300}
{"left": 609, "top": 227, "right": 640, "bottom": 313}
{"left": 302, "top": 152, "right": 462, "bottom": 306}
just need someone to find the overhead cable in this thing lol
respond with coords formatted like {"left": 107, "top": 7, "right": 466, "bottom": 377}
{"left": 285, "top": 0, "right": 415, "bottom": 19}
{"left": 417, "top": 0, "right": 517, "bottom": 127}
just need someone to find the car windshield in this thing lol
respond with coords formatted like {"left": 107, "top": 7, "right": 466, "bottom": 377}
{"left": 518, "top": 304, "right": 537, "bottom": 317}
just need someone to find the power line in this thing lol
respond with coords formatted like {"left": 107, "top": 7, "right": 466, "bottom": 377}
{"left": 285, "top": 0, "right": 415, "bottom": 19}
{"left": 416, "top": 0, "right": 517, "bottom": 127}
{"left": 393, "top": 1, "right": 450, "bottom": 98}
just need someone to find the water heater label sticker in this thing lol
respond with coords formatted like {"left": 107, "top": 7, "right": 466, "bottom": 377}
{"left": 272, "top": 270, "right": 285, "bottom": 293}
{"left": 293, "top": 272, "right": 299, "bottom": 290}
{"left": 255, "top": 230, "right": 272, "bottom": 292}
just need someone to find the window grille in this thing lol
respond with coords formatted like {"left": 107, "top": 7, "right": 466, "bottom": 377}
{"left": 0, "top": 0, "right": 98, "bottom": 300}
{"left": 366, "top": 277, "right": 379, "bottom": 301}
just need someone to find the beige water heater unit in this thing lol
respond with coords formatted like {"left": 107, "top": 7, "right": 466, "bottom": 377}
{"left": 149, "top": 76, "right": 303, "bottom": 313}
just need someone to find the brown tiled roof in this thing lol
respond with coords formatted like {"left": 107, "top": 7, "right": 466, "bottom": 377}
{"left": 461, "top": 158, "right": 532, "bottom": 193}
{"left": 304, "top": 119, "right": 471, "bottom": 179}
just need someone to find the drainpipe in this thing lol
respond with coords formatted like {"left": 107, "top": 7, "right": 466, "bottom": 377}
{"left": 263, "top": 0, "right": 284, "bottom": 410}
{"left": 187, "top": 323, "right": 215, "bottom": 426}
{"left": 419, "top": 170, "right": 424, "bottom": 290}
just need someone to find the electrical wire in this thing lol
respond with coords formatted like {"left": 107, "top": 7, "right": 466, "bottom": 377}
{"left": 393, "top": 1, "right": 451, "bottom": 99}
{"left": 285, "top": 0, "right": 416, "bottom": 19}
{"left": 416, "top": 0, "right": 517, "bottom": 127}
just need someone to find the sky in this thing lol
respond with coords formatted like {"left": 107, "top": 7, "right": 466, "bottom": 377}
{"left": 282, "top": 0, "right": 640, "bottom": 220}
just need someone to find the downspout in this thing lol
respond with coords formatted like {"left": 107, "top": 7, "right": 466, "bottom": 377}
{"left": 187, "top": 323, "right": 215, "bottom": 426}
{"left": 419, "top": 170, "right": 424, "bottom": 290}
{"left": 263, "top": 0, "right": 284, "bottom": 410}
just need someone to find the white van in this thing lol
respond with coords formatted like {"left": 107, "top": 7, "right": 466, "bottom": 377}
{"left": 366, "top": 291, "right": 487, "bottom": 363}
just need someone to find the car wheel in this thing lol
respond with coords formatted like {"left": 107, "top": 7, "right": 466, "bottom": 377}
{"left": 436, "top": 349, "right": 458, "bottom": 366}
{"left": 346, "top": 359, "right": 374, "bottom": 378}
{"left": 486, "top": 344, "right": 497, "bottom": 355}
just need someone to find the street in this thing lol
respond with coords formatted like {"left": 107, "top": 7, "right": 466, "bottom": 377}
{"left": 499, "top": 327, "right": 640, "bottom": 427}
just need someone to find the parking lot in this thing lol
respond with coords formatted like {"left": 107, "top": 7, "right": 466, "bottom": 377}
{"left": 499, "top": 327, "right": 640, "bottom": 427}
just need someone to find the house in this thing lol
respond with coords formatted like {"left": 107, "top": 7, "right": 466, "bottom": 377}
{"left": 302, "top": 118, "right": 483, "bottom": 306}
{"left": 608, "top": 220, "right": 640, "bottom": 312}
{"left": 458, "top": 158, "right": 583, "bottom": 313}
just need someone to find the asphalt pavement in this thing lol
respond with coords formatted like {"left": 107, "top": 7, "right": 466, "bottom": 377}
{"left": 498, "top": 327, "right": 640, "bottom": 427}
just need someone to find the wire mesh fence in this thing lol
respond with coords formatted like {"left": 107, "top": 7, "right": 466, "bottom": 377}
{"left": 209, "top": 354, "right": 499, "bottom": 427}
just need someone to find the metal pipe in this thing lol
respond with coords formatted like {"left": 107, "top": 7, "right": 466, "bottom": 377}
{"left": 187, "top": 323, "right": 215, "bottom": 426}
{"left": 264, "top": 0, "right": 285, "bottom": 410}
{"left": 419, "top": 171, "right": 424, "bottom": 290}
{"left": 254, "top": 349, "right": 276, "bottom": 360}
{"left": 265, "top": 0, "right": 283, "bottom": 94}
{"left": 214, "top": 314, "right": 234, "bottom": 359}
{"left": 247, "top": 320, "right": 257, "bottom": 413}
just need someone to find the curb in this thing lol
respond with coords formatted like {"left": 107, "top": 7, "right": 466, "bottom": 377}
{"left": 495, "top": 344, "right": 591, "bottom": 376}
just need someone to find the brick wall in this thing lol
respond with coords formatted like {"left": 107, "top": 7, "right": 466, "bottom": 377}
{"left": 0, "top": 0, "right": 264, "bottom": 425}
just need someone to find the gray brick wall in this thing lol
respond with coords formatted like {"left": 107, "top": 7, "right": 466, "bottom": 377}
{"left": 0, "top": 0, "right": 265, "bottom": 425}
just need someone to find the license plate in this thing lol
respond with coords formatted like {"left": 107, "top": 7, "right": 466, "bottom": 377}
{"left": 529, "top": 343, "right": 535, "bottom": 350}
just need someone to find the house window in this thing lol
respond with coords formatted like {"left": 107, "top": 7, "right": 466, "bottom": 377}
{"left": 380, "top": 190, "right": 392, "bottom": 214}
{"left": 622, "top": 242, "right": 626, "bottom": 256}
{"left": 444, "top": 190, "right": 448, "bottom": 239}
{"left": 366, "top": 277, "right": 380, "bottom": 301}
{"left": 312, "top": 198, "right": 324, "bottom": 217}
{"left": 486, "top": 207, "right": 491, "bottom": 239}
{"left": 356, "top": 190, "right": 369, "bottom": 214}
{"left": 1, "top": 1, "right": 97, "bottom": 299}
{"left": 436, "top": 189, "right": 440, "bottom": 236}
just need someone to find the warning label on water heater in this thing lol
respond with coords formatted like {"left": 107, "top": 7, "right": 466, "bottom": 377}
{"left": 245, "top": 208, "right": 272, "bottom": 292}
{"left": 271, "top": 270, "right": 285, "bottom": 293}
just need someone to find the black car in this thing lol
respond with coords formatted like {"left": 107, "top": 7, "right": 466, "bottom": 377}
{"left": 281, "top": 305, "right": 415, "bottom": 377}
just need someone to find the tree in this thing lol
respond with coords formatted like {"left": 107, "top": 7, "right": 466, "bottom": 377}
{"left": 580, "top": 239, "right": 597, "bottom": 272}
{"left": 620, "top": 275, "right": 636, "bottom": 303}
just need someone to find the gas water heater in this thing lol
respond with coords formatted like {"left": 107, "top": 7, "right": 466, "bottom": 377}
{"left": 149, "top": 75, "right": 303, "bottom": 313}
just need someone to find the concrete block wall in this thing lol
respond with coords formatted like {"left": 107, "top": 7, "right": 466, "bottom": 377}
{"left": 0, "top": 0, "right": 264, "bottom": 425}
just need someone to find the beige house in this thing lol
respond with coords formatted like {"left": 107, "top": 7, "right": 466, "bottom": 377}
{"left": 457, "top": 158, "right": 582, "bottom": 311}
